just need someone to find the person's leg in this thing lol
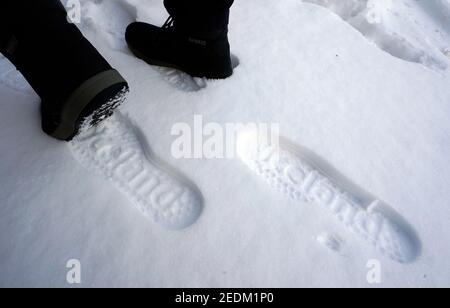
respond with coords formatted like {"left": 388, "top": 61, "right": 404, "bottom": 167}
{"left": 163, "top": 0, "right": 234, "bottom": 38}
{"left": 125, "top": 0, "right": 234, "bottom": 79}
{"left": 0, "top": 1, "right": 15, "bottom": 54}
{"left": 0, "top": 0, "right": 129, "bottom": 141}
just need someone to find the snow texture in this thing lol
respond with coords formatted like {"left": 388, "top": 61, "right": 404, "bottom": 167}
{"left": 1, "top": 0, "right": 450, "bottom": 287}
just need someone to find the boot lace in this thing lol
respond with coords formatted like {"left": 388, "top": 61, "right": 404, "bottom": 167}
{"left": 163, "top": 16, "right": 175, "bottom": 29}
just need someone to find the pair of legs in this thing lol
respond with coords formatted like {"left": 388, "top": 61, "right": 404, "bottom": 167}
{"left": 0, "top": 0, "right": 234, "bottom": 141}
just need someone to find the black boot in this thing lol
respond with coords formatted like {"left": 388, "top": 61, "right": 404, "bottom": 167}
{"left": 0, "top": 0, "right": 129, "bottom": 141}
{"left": 125, "top": 0, "right": 234, "bottom": 79}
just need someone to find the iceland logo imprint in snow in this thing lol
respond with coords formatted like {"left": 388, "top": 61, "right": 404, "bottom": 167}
{"left": 70, "top": 112, "right": 204, "bottom": 230}
{"left": 236, "top": 129, "right": 421, "bottom": 263}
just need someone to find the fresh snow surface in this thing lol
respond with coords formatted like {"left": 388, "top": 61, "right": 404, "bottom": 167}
{"left": 1, "top": 0, "right": 450, "bottom": 287}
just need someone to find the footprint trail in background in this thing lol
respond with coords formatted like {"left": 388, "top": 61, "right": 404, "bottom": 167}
{"left": 303, "top": 0, "right": 449, "bottom": 70}
{"left": 70, "top": 112, "right": 204, "bottom": 230}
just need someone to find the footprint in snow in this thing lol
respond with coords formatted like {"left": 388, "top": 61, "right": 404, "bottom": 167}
{"left": 70, "top": 111, "right": 204, "bottom": 230}
{"left": 236, "top": 129, "right": 421, "bottom": 263}
{"left": 303, "top": 0, "right": 448, "bottom": 70}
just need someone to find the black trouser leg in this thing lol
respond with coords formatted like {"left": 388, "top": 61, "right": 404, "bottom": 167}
{"left": 163, "top": 0, "right": 235, "bottom": 12}
{"left": 0, "top": 0, "right": 111, "bottom": 104}
{"left": 163, "top": 0, "right": 235, "bottom": 39}
{"left": 0, "top": 1, "right": 15, "bottom": 56}
{"left": 1, "top": 0, "right": 128, "bottom": 141}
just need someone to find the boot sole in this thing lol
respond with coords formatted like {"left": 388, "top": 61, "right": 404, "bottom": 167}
{"left": 127, "top": 45, "right": 232, "bottom": 80}
{"left": 50, "top": 70, "right": 128, "bottom": 141}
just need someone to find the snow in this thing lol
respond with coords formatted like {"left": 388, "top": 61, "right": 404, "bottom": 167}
{"left": 1, "top": 0, "right": 450, "bottom": 287}
{"left": 316, "top": 232, "right": 343, "bottom": 253}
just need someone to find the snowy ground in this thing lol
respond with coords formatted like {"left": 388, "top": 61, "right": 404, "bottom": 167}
{"left": 1, "top": 0, "right": 450, "bottom": 287}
